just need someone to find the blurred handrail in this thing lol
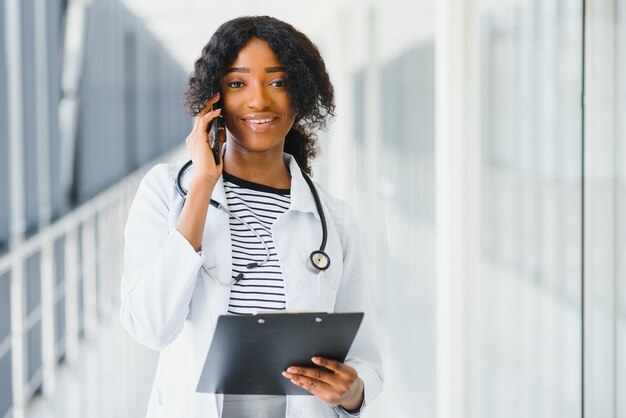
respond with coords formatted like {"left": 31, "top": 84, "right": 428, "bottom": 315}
{"left": 0, "top": 146, "right": 184, "bottom": 276}
{"left": 1, "top": 146, "right": 184, "bottom": 418}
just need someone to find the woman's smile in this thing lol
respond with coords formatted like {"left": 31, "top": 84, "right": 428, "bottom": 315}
{"left": 240, "top": 113, "right": 280, "bottom": 132}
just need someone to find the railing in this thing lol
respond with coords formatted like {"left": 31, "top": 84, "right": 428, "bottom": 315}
{"left": 0, "top": 147, "right": 184, "bottom": 418}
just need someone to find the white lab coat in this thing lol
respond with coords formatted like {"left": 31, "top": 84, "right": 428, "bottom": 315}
{"left": 120, "top": 154, "right": 383, "bottom": 418}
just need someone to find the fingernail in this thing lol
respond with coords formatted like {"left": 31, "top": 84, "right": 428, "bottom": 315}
{"left": 287, "top": 367, "right": 296, "bottom": 373}
{"left": 311, "top": 357, "right": 319, "bottom": 363}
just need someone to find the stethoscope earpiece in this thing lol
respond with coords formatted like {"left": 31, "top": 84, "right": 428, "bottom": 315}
{"left": 307, "top": 250, "right": 331, "bottom": 274}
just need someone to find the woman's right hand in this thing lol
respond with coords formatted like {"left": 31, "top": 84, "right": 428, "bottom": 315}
{"left": 185, "top": 92, "right": 224, "bottom": 186}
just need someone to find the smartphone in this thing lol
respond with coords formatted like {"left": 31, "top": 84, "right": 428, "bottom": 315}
{"left": 210, "top": 102, "right": 224, "bottom": 165}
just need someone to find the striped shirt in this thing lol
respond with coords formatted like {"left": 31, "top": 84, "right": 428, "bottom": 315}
{"left": 223, "top": 171, "right": 290, "bottom": 315}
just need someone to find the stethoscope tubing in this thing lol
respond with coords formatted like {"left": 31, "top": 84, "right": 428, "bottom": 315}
{"left": 300, "top": 167, "right": 328, "bottom": 252}
{"left": 175, "top": 159, "right": 330, "bottom": 285}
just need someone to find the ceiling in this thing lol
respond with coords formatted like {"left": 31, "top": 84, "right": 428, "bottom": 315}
{"left": 120, "top": 0, "right": 352, "bottom": 70}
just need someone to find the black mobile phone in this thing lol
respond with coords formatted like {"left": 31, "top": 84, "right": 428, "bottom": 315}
{"left": 210, "top": 102, "right": 224, "bottom": 165}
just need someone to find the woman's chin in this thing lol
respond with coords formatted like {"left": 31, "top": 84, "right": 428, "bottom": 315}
{"left": 227, "top": 136, "right": 285, "bottom": 154}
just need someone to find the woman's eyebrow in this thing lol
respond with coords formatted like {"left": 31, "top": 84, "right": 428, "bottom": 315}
{"left": 227, "top": 66, "right": 286, "bottom": 73}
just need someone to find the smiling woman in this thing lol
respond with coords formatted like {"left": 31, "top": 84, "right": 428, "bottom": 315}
{"left": 119, "top": 15, "right": 383, "bottom": 418}
{"left": 184, "top": 16, "right": 336, "bottom": 176}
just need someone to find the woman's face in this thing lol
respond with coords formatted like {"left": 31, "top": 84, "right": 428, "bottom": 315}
{"left": 220, "top": 37, "right": 296, "bottom": 154}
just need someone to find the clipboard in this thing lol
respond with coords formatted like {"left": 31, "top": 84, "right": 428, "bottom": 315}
{"left": 196, "top": 312, "right": 364, "bottom": 395}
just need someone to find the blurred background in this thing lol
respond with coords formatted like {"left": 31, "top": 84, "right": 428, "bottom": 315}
{"left": 0, "top": 0, "right": 624, "bottom": 417}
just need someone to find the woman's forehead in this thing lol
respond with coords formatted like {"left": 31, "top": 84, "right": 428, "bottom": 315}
{"left": 229, "top": 38, "right": 284, "bottom": 70}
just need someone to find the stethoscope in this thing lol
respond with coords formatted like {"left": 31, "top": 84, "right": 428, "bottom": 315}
{"left": 174, "top": 159, "right": 331, "bottom": 286}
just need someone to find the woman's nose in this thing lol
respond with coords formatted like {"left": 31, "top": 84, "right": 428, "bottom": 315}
{"left": 245, "top": 84, "right": 271, "bottom": 110}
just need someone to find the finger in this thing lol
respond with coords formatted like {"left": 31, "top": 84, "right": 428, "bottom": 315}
{"left": 193, "top": 93, "right": 220, "bottom": 130}
{"left": 193, "top": 102, "right": 210, "bottom": 132}
{"left": 283, "top": 366, "right": 340, "bottom": 387}
{"left": 200, "top": 93, "right": 221, "bottom": 115}
{"left": 284, "top": 372, "right": 335, "bottom": 398}
{"left": 207, "top": 91, "right": 221, "bottom": 107}
{"left": 197, "top": 108, "right": 222, "bottom": 137}
{"left": 311, "top": 357, "right": 354, "bottom": 378}
{"left": 284, "top": 366, "right": 330, "bottom": 382}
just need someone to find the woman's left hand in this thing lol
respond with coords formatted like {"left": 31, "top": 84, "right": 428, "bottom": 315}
{"left": 282, "top": 356, "right": 364, "bottom": 411}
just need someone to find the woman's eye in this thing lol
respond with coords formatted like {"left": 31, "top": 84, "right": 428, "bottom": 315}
{"left": 227, "top": 81, "right": 244, "bottom": 88}
{"left": 270, "top": 80, "right": 287, "bottom": 87}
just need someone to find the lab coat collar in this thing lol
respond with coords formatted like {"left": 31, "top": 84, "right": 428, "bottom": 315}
{"left": 283, "top": 153, "right": 318, "bottom": 216}
{"left": 212, "top": 150, "right": 318, "bottom": 217}
{"left": 172, "top": 158, "right": 228, "bottom": 207}
{"left": 172, "top": 149, "right": 318, "bottom": 216}
{"left": 211, "top": 175, "right": 227, "bottom": 207}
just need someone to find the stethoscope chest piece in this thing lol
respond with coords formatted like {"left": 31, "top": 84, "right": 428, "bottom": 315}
{"left": 307, "top": 250, "right": 331, "bottom": 273}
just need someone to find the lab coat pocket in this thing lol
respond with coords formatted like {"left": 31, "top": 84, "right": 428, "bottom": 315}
{"left": 153, "top": 385, "right": 170, "bottom": 418}
{"left": 156, "top": 384, "right": 163, "bottom": 407}
{"left": 154, "top": 373, "right": 176, "bottom": 415}
{"left": 317, "top": 269, "right": 341, "bottom": 311}
{"left": 153, "top": 381, "right": 169, "bottom": 418}
{"left": 316, "top": 238, "right": 344, "bottom": 311}
{"left": 154, "top": 378, "right": 187, "bottom": 418}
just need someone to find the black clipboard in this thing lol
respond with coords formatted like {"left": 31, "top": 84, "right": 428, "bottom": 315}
{"left": 196, "top": 312, "right": 364, "bottom": 395}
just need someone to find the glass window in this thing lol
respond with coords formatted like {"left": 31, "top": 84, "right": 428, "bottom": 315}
{"left": 124, "top": 30, "right": 139, "bottom": 172}
{"left": 26, "top": 321, "right": 42, "bottom": 384}
{"left": 376, "top": 43, "right": 436, "bottom": 417}
{"left": 78, "top": 279, "right": 84, "bottom": 336}
{"left": 351, "top": 6, "right": 436, "bottom": 415}
{"left": 54, "top": 236, "right": 65, "bottom": 286}
{"left": 0, "top": 272, "right": 10, "bottom": 342}
{"left": 25, "top": 252, "right": 41, "bottom": 315}
{"left": 21, "top": 0, "right": 40, "bottom": 233}
{"left": 55, "top": 295, "right": 66, "bottom": 359}
{"left": 352, "top": 69, "right": 365, "bottom": 146}
{"left": 47, "top": 0, "right": 64, "bottom": 219}
{"left": 54, "top": 236, "right": 66, "bottom": 359}
{"left": 618, "top": 2, "right": 626, "bottom": 414}
{"left": 0, "top": 347, "right": 12, "bottom": 417}
{"left": 77, "top": 224, "right": 84, "bottom": 335}
{"left": 468, "top": 1, "right": 583, "bottom": 417}
{"left": 0, "top": 0, "right": 10, "bottom": 250}
{"left": 25, "top": 254, "right": 43, "bottom": 387}
{"left": 586, "top": 0, "right": 626, "bottom": 416}
{"left": 0, "top": 271, "right": 11, "bottom": 414}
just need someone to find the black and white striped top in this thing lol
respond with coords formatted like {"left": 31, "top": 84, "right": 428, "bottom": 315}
{"left": 223, "top": 171, "right": 290, "bottom": 315}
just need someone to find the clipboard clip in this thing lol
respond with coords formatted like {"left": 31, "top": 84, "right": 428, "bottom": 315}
{"left": 255, "top": 312, "right": 328, "bottom": 325}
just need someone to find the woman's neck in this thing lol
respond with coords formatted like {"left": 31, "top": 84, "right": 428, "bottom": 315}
{"left": 223, "top": 145, "right": 291, "bottom": 189}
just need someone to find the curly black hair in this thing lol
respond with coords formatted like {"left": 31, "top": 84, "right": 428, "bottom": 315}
{"left": 184, "top": 16, "right": 336, "bottom": 175}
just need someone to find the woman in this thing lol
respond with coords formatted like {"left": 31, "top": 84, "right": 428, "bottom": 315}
{"left": 120, "top": 16, "right": 383, "bottom": 418}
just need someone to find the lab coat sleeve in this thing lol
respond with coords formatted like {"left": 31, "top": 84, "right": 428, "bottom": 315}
{"left": 333, "top": 202, "right": 384, "bottom": 414}
{"left": 119, "top": 164, "right": 205, "bottom": 350}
